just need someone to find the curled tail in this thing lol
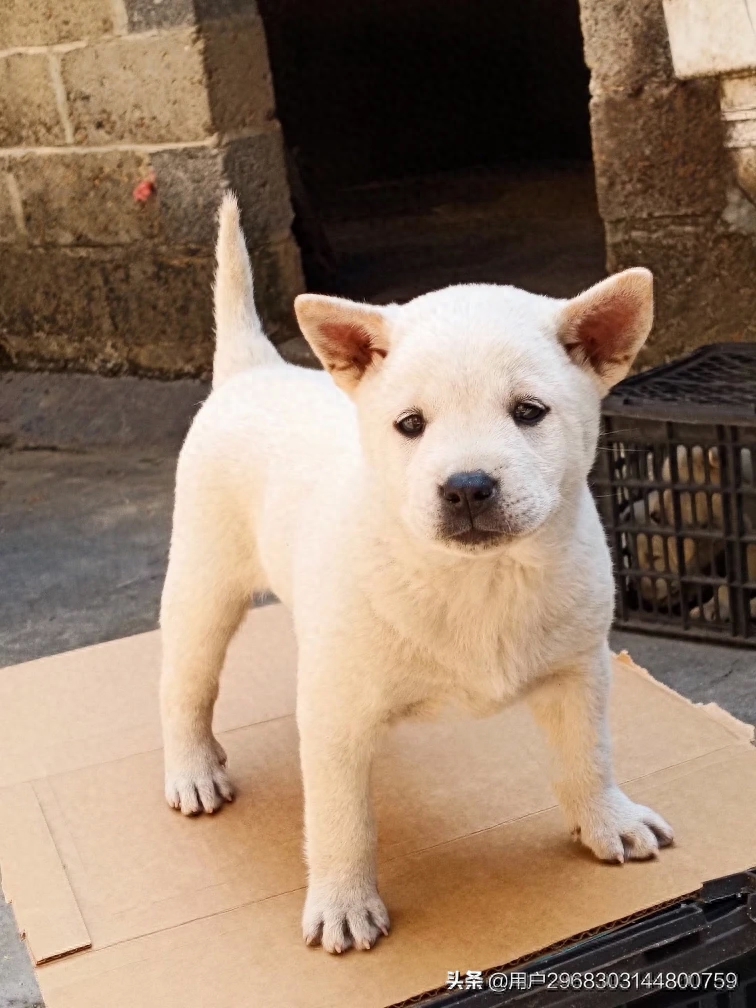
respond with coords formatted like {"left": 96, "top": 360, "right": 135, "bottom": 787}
{"left": 212, "top": 192, "right": 281, "bottom": 390}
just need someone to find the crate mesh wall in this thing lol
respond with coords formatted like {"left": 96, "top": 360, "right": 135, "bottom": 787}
{"left": 592, "top": 345, "right": 756, "bottom": 646}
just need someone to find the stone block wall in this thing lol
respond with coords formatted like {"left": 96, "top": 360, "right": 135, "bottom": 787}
{"left": 579, "top": 0, "right": 756, "bottom": 367}
{"left": 4, "top": 0, "right": 752, "bottom": 377}
{"left": 0, "top": 0, "right": 303, "bottom": 378}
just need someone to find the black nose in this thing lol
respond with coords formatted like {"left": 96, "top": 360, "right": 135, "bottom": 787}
{"left": 440, "top": 471, "right": 498, "bottom": 518}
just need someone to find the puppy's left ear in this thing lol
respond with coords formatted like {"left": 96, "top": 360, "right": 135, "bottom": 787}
{"left": 294, "top": 293, "right": 395, "bottom": 393}
{"left": 557, "top": 268, "right": 653, "bottom": 390}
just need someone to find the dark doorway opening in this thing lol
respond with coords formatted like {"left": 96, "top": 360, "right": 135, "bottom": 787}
{"left": 258, "top": 0, "right": 605, "bottom": 305}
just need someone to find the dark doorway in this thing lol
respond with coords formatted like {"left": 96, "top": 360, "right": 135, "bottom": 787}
{"left": 258, "top": 0, "right": 605, "bottom": 304}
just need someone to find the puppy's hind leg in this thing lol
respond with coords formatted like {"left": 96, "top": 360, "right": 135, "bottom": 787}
{"left": 160, "top": 472, "right": 259, "bottom": 815}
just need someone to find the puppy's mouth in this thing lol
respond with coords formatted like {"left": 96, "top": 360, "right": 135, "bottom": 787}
{"left": 436, "top": 510, "right": 540, "bottom": 551}
{"left": 448, "top": 527, "right": 506, "bottom": 549}
{"left": 435, "top": 516, "right": 515, "bottom": 551}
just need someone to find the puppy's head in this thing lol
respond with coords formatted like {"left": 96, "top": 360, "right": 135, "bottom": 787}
{"left": 295, "top": 271, "right": 653, "bottom": 555}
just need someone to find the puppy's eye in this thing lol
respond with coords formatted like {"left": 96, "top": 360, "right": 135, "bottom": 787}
{"left": 395, "top": 412, "right": 426, "bottom": 438}
{"left": 512, "top": 400, "right": 549, "bottom": 426}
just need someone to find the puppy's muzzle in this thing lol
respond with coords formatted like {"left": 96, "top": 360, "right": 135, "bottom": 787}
{"left": 438, "top": 470, "right": 502, "bottom": 546}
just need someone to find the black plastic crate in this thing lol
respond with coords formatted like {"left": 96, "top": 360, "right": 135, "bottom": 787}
{"left": 591, "top": 344, "right": 756, "bottom": 646}
{"left": 409, "top": 869, "right": 756, "bottom": 1008}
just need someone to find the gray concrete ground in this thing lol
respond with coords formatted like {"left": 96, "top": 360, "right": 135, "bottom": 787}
{"left": 0, "top": 901, "right": 42, "bottom": 1008}
{"left": 0, "top": 448, "right": 176, "bottom": 667}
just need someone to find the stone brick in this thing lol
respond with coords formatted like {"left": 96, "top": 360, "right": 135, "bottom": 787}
{"left": 0, "top": 0, "right": 113, "bottom": 48}
{"left": 0, "top": 248, "right": 116, "bottom": 373}
{"left": 61, "top": 30, "right": 212, "bottom": 146}
{"left": 0, "top": 247, "right": 216, "bottom": 378}
{"left": 590, "top": 80, "right": 729, "bottom": 222}
{"left": 249, "top": 233, "right": 304, "bottom": 345}
{"left": 118, "top": 0, "right": 261, "bottom": 33}
{"left": 194, "top": 0, "right": 260, "bottom": 21}
{"left": 224, "top": 129, "right": 294, "bottom": 244}
{"left": 151, "top": 146, "right": 224, "bottom": 246}
{"left": 0, "top": 54, "right": 66, "bottom": 148}
{"left": 607, "top": 220, "right": 756, "bottom": 367}
{"left": 277, "top": 336, "right": 318, "bottom": 368}
{"left": 0, "top": 171, "right": 20, "bottom": 244}
{"left": 123, "top": 0, "right": 194, "bottom": 33}
{"left": 99, "top": 252, "right": 215, "bottom": 376}
{"left": 13, "top": 151, "right": 161, "bottom": 246}
{"left": 579, "top": 0, "right": 756, "bottom": 367}
{"left": 202, "top": 14, "right": 276, "bottom": 134}
{"left": 579, "top": 0, "right": 675, "bottom": 97}
{"left": 0, "top": 236, "right": 301, "bottom": 376}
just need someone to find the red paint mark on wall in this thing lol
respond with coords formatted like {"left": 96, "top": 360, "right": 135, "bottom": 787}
{"left": 133, "top": 172, "right": 157, "bottom": 203}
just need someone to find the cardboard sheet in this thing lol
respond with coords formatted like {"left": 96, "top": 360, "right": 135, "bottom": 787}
{"left": 1, "top": 603, "right": 755, "bottom": 1008}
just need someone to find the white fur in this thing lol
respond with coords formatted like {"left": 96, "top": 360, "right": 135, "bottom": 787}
{"left": 160, "top": 194, "right": 672, "bottom": 954}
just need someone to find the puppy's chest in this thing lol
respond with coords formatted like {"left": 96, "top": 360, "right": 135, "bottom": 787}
{"left": 381, "top": 572, "right": 560, "bottom": 713}
{"left": 437, "top": 608, "right": 550, "bottom": 711}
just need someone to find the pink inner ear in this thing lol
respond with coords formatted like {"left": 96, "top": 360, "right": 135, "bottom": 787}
{"left": 566, "top": 296, "right": 638, "bottom": 374}
{"left": 320, "top": 321, "right": 387, "bottom": 373}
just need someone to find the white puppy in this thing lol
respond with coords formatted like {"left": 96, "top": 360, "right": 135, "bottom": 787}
{"left": 160, "top": 194, "right": 673, "bottom": 954}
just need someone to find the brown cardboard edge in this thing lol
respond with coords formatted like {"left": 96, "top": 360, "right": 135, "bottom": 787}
{"left": 387, "top": 892, "right": 694, "bottom": 1008}
{"left": 0, "top": 783, "right": 91, "bottom": 964}
{"left": 613, "top": 650, "right": 755, "bottom": 744}
{"left": 696, "top": 701, "right": 755, "bottom": 743}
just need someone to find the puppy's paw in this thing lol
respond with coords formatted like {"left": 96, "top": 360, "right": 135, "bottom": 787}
{"left": 164, "top": 737, "right": 234, "bottom": 815}
{"left": 573, "top": 787, "right": 674, "bottom": 863}
{"left": 690, "top": 589, "right": 729, "bottom": 623}
{"left": 302, "top": 883, "right": 390, "bottom": 953}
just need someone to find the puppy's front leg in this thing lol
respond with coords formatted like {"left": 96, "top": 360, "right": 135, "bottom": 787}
{"left": 160, "top": 483, "right": 251, "bottom": 815}
{"left": 298, "top": 677, "right": 389, "bottom": 954}
{"left": 528, "top": 644, "right": 674, "bottom": 862}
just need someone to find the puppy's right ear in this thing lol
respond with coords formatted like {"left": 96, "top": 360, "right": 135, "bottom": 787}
{"left": 294, "top": 294, "right": 395, "bottom": 393}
